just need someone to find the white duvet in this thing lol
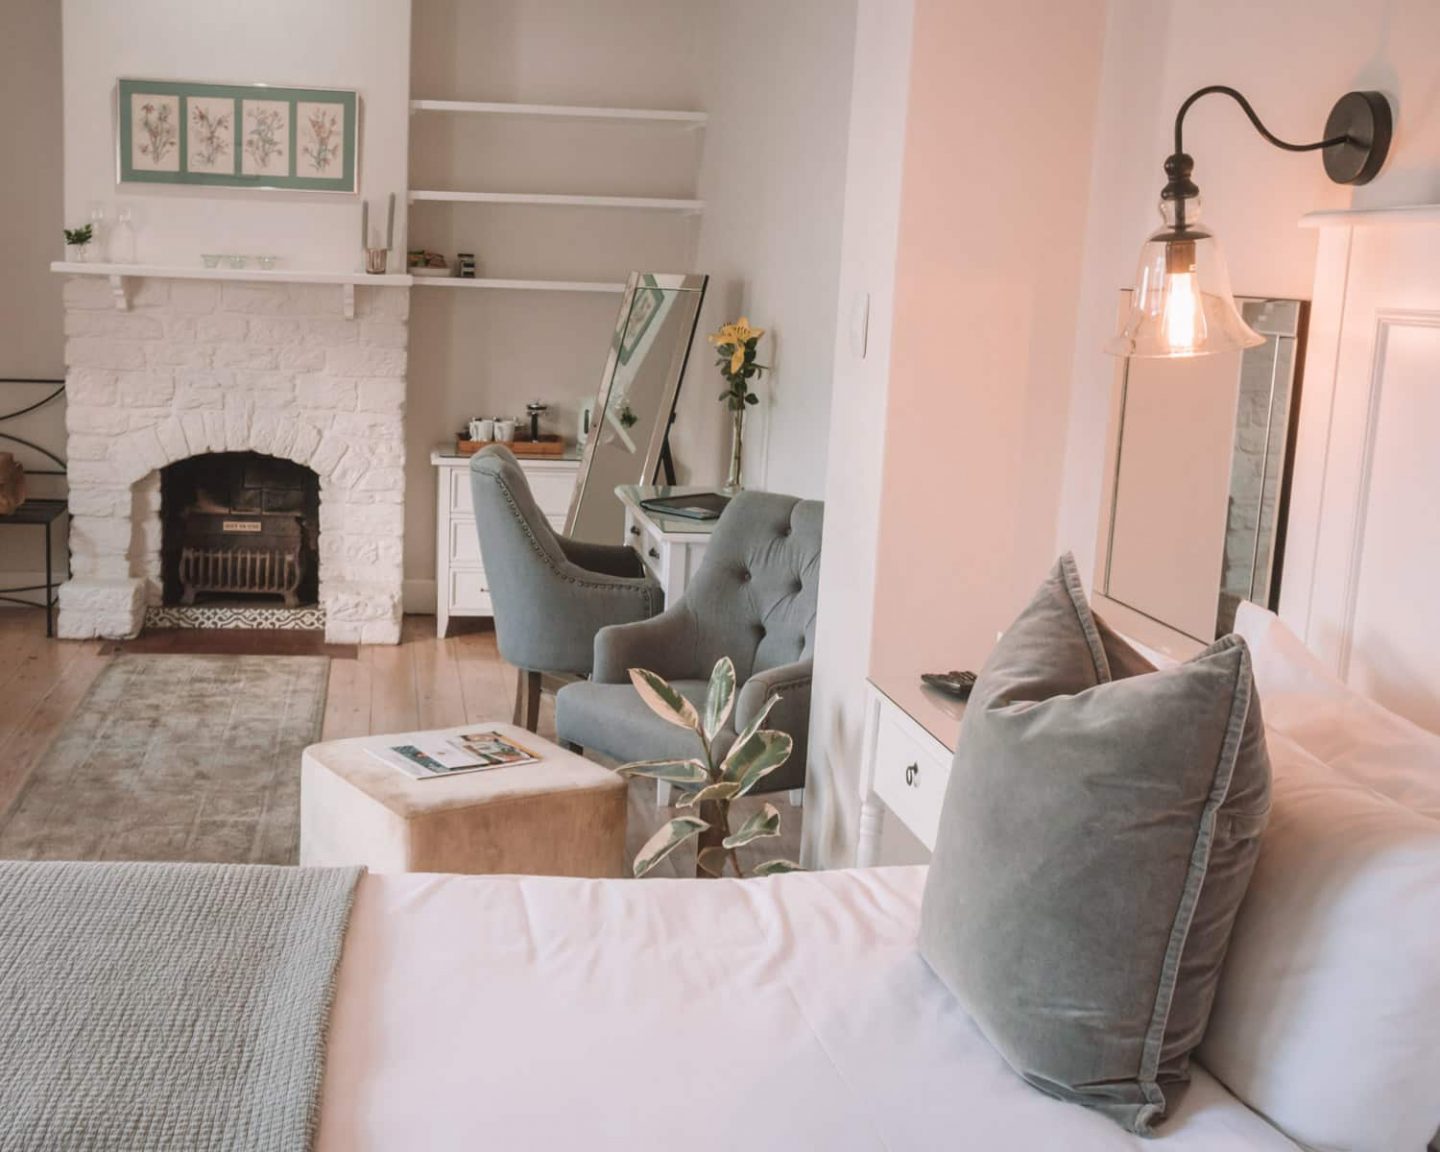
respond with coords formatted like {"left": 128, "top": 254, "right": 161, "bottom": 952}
{"left": 318, "top": 867, "right": 1295, "bottom": 1151}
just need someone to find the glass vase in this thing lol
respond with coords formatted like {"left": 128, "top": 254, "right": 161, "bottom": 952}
{"left": 726, "top": 407, "right": 744, "bottom": 489}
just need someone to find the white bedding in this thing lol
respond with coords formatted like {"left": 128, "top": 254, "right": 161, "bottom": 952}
{"left": 318, "top": 867, "right": 1296, "bottom": 1151}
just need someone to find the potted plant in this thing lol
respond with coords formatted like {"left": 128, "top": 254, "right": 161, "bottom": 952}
{"left": 708, "top": 318, "right": 767, "bottom": 489}
{"left": 64, "top": 224, "right": 94, "bottom": 263}
{"left": 618, "top": 657, "right": 801, "bottom": 879}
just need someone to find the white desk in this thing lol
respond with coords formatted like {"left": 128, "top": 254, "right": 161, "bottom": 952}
{"left": 614, "top": 485, "right": 721, "bottom": 607}
{"left": 856, "top": 678, "right": 965, "bottom": 866}
{"left": 432, "top": 448, "right": 580, "bottom": 637}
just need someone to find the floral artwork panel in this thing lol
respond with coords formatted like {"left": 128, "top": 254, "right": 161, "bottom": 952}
{"left": 130, "top": 93, "right": 181, "bottom": 172}
{"left": 297, "top": 101, "right": 346, "bottom": 178}
{"left": 242, "top": 99, "right": 291, "bottom": 178}
{"left": 186, "top": 96, "right": 236, "bottom": 175}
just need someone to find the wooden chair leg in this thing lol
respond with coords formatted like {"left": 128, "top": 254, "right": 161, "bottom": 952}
{"left": 512, "top": 668, "right": 542, "bottom": 733}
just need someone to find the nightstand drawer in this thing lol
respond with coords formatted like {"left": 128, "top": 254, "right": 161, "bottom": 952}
{"left": 449, "top": 569, "right": 491, "bottom": 613}
{"left": 625, "top": 512, "right": 667, "bottom": 584}
{"left": 449, "top": 518, "right": 483, "bottom": 565}
{"left": 449, "top": 462, "right": 575, "bottom": 522}
{"left": 872, "top": 705, "right": 952, "bottom": 848}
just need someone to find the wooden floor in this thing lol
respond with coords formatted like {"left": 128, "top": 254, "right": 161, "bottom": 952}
{"left": 0, "top": 612, "right": 802, "bottom": 878}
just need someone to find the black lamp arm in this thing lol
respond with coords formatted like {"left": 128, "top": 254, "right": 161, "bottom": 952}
{"left": 1174, "top": 85, "right": 1350, "bottom": 157}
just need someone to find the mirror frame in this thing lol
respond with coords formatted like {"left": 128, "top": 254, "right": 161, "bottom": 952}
{"left": 564, "top": 271, "right": 709, "bottom": 538}
{"left": 1092, "top": 293, "right": 1309, "bottom": 661}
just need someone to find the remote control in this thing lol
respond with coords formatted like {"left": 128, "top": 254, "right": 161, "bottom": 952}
{"left": 921, "top": 670, "right": 977, "bottom": 699}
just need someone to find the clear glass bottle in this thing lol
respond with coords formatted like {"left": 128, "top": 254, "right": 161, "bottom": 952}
{"left": 87, "top": 202, "right": 108, "bottom": 262}
{"left": 111, "top": 206, "right": 136, "bottom": 264}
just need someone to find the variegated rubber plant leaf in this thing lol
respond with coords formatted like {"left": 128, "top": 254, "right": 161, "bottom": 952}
{"left": 616, "top": 759, "right": 709, "bottom": 786}
{"left": 634, "top": 816, "right": 708, "bottom": 878}
{"left": 696, "top": 846, "right": 732, "bottom": 878}
{"left": 723, "top": 730, "right": 794, "bottom": 796}
{"left": 720, "top": 693, "right": 781, "bottom": 779}
{"left": 677, "top": 781, "right": 741, "bottom": 810}
{"left": 752, "top": 859, "right": 802, "bottom": 877}
{"left": 703, "top": 656, "right": 737, "bottom": 741}
{"left": 629, "top": 668, "right": 701, "bottom": 732}
{"left": 722, "top": 803, "right": 781, "bottom": 850}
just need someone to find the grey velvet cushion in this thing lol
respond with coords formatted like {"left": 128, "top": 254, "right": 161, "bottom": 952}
{"left": 552, "top": 679, "right": 736, "bottom": 766}
{"left": 919, "top": 555, "right": 1270, "bottom": 1135}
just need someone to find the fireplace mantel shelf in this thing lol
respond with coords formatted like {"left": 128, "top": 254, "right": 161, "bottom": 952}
{"left": 51, "top": 261, "right": 412, "bottom": 319}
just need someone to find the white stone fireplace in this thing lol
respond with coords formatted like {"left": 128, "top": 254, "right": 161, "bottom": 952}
{"left": 56, "top": 273, "right": 408, "bottom": 644}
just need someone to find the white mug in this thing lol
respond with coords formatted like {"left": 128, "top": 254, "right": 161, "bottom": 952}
{"left": 494, "top": 418, "right": 516, "bottom": 442}
{"left": 470, "top": 418, "right": 495, "bottom": 442}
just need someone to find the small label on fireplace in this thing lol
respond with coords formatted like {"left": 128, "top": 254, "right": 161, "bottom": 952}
{"left": 221, "top": 520, "right": 264, "bottom": 533}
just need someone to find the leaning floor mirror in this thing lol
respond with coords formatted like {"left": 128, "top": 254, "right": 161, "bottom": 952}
{"left": 565, "top": 272, "right": 709, "bottom": 545}
{"left": 1093, "top": 295, "right": 1308, "bottom": 658}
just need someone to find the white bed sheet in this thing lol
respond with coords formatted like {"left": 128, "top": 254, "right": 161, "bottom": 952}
{"left": 318, "top": 867, "right": 1297, "bottom": 1151}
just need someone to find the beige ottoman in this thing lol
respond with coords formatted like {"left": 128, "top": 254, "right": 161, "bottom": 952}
{"left": 300, "top": 724, "right": 627, "bottom": 877}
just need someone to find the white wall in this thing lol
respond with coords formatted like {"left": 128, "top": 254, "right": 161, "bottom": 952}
{"left": 403, "top": 0, "right": 704, "bottom": 604}
{"left": 671, "top": 0, "right": 858, "bottom": 497}
{"left": 0, "top": 0, "right": 66, "bottom": 589}
{"left": 1056, "top": 0, "right": 1440, "bottom": 583}
{"left": 62, "top": 0, "right": 412, "bottom": 270}
{"left": 801, "top": 0, "right": 917, "bottom": 869}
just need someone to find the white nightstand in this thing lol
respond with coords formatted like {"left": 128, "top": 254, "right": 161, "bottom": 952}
{"left": 856, "top": 679, "right": 965, "bottom": 866}
{"left": 432, "top": 449, "right": 581, "bottom": 638}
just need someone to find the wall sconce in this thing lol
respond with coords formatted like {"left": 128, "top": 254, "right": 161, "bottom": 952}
{"left": 1108, "top": 87, "right": 1392, "bottom": 359}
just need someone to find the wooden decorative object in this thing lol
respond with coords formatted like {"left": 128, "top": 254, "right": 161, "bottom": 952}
{"left": 0, "top": 453, "right": 25, "bottom": 515}
{"left": 456, "top": 436, "right": 566, "bottom": 458}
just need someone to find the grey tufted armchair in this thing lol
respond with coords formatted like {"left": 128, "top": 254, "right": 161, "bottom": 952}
{"left": 470, "top": 445, "right": 664, "bottom": 730}
{"left": 555, "top": 491, "right": 823, "bottom": 805}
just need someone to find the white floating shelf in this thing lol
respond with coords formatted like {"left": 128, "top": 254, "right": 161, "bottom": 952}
{"left": 413, "top": 277, "right": 627, "bottom": 295}
{"left": 410, "top": 99, "right": 706, "bottom": 127}
{"left": 408, "top": 190, "right": 704, "bottom": 213}
{"left": 51, "top": 261, "right": 412, "bottom": 318}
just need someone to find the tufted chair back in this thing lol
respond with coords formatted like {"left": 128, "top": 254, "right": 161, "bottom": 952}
{"left": 683, "top": 492, "right": 823, "bottom": 685}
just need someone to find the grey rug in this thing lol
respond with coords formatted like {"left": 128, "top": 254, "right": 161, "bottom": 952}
{"left": 0, "top": 655, "right": 329, "bottom": 864}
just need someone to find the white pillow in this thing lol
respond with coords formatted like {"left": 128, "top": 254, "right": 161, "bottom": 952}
{"left": 1198, "top": 732, "right": 1440, "bottom": 1151}
{"left": 1235, "top": 603, "right": 1440, "bottom": 820}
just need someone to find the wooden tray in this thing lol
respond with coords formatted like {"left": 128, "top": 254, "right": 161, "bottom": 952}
{"left": 457, "top": 435, "right": 567, "bottom": 458}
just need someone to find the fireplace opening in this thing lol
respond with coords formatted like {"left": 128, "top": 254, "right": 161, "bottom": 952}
{"left": 160, "top": 453, "right": 320, "bottom": 608}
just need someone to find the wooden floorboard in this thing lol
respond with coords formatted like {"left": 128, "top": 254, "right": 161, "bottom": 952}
{"left": 0, "top": 612, "right": 803, "bottom": 875}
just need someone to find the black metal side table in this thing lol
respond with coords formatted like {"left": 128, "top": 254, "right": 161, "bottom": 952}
{"left": 0, "top": 499, "right": 69, "bottom": 637}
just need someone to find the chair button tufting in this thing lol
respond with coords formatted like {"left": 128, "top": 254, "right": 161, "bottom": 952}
{"left": 739, "top": 569, "right": 751, "bottom": 582}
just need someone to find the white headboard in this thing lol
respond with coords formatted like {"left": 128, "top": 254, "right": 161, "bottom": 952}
{"left": 1280, "top": 205, "right": 1440, "bottom": 733}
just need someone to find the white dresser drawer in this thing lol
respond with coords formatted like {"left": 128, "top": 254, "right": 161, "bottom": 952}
{"left": 449, "top": 461, "right": 575, "bottom": 522}
{"left": 871, "top": 704, "right": 953, "bottom": 850}
{"left": 449, "top": 569, "right": 491, "bottom": 613}
{"left": 449, "top": 518, "right": 484, "bottom": 566}
{"left": 625, "top": 512, "right": 667, "bottom": 584}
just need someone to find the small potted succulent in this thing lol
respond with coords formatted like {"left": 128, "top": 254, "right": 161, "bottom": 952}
{"left": 64, "top": 224, "right": 94, "bottom": 263}
{"left": 619, "top": 657, "right": 801, "bottom": 879}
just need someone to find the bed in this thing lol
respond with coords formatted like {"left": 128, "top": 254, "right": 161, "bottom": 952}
{"left": 317, "top": 866, "right": 1299, "bottom": 1152}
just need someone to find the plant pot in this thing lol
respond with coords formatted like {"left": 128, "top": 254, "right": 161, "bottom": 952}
{"left": 67, "top": 245, "right": 89, "bottom": 263}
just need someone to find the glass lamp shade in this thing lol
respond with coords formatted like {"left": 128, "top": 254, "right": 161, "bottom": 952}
{"left": 1107, "top": 200, "right": 1264, "bottom": 358}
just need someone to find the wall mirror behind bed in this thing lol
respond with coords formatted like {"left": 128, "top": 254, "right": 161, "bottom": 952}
{"left": 1094, "top": 293, "right": 1308, "bottom": 658}
{"left": 565, "top": 272, "right": 708, "bottom": 546}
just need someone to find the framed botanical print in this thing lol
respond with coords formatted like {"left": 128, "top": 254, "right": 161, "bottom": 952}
{"left": 117, "top": 79, "right": 358, "bottom": 193}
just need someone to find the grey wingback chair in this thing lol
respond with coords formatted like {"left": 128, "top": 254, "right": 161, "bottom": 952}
{"left": 470, "top": 445, "right": 663, "bottom": 730}
{"left": 555, "top": 491, "right": 822, "bottom": 804}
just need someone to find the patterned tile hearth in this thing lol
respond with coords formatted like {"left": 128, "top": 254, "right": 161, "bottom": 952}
{"left": 145, "top": 605, "right": 326, "bottom": 631}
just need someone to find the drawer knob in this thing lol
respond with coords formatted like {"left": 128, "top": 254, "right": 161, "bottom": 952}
{"left": 904, "top": 762, "right": 919, "bottom": 787}
{"left": 648, "top": 547, "right": 660, "bottom": 559}
{"left": 629, "top": 526, "right": 641, "bottom": 537}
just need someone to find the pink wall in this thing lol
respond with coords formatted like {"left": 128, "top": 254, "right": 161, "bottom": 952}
{"left": 1057, "top": 0, "right": 1440, "bottom": 587}
{"left": 867, "top": 0, "right": 1107, "bottom": 732}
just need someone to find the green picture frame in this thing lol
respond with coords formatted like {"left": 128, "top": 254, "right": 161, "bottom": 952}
{"left": 117, "top": 79, "right": 358, "bottom": 193}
